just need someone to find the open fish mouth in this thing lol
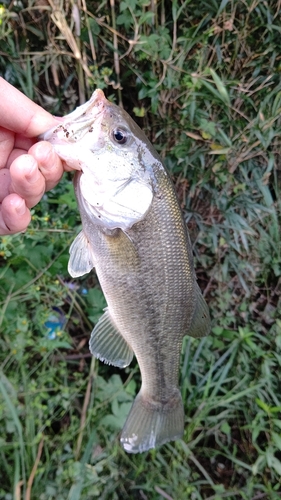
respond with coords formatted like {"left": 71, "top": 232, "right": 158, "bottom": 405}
{"left": 40, "top": 89, "right": 109, "bottom": 171}
{"left": 42, "top": 89, "right": 107, "bottom": 144}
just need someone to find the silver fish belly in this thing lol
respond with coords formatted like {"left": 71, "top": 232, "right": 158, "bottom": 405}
{"left": 42, "top": 89, "right": 211, "bottom": 453}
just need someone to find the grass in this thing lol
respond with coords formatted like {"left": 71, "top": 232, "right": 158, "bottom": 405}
{"left": 0, "top": 0, "right": 281, "bottom": 498}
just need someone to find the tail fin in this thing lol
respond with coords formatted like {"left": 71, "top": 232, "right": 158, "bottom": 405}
{"left": 120, "top": 389, "right": 184, "bottom": 453}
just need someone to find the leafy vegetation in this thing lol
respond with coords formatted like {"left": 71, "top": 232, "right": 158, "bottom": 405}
{"left": 0, "top": 0, "right": 281, "bottom": 498}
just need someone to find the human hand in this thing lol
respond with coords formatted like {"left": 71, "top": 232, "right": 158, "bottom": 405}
{"left": 0, "top": 78, "right": 70, "bottom": 235}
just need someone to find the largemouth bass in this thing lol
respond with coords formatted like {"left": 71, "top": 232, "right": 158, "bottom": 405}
{"left": 43, "top": 89, "right": 211, "bottom": 453}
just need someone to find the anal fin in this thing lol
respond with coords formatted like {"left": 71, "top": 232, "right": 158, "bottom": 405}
{"left": 68, "top": 230, "right": 95, "bottom": 278}
{"left": 90, "top": 308, "right": 134, "bottom": 368}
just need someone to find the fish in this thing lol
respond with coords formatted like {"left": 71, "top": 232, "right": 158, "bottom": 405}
{"left": 42, "top": 89, "right": 211, "bottom": 453}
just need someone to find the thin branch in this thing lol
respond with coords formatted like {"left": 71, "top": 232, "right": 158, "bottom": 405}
{"left": 25, "top": 437, "right": 44, "bottom": 500}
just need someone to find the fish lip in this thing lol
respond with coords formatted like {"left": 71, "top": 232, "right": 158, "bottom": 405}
{"left": 41, "top": 89, "right": 107, "bottom": 143}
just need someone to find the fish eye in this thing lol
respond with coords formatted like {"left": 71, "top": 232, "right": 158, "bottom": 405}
{"left": 112, "top": 128, "right": 129, "bottom": 145}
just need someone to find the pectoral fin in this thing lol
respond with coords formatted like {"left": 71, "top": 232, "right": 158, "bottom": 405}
{"left": 187, "top": 282, "right": 211, "bottom": 338}
{"left": 68, "top": 230, "right": 96, "bottom": 278}
{"left": 89, "top": 308, "right": 134, "bottom": 368}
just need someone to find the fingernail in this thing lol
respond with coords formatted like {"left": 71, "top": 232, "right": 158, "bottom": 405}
{"left": 25, "top": 161, "right": 41, "bottom": 184}
{"left": 15, "top": 199, "right": 26, "bottom": 216}
{"left": 32, "top": 140, "right": 52, "bottom": 161}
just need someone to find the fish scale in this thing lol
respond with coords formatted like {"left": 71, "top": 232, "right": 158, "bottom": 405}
{"left": 42, "top": 89, "right": 211, "bottom": 453}
{"left": 120, "top": 176, "right": 194, "bottom": 397}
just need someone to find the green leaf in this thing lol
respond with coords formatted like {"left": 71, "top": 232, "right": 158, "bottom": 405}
{"left": 209, "top": 68, "right": 230, "bottom": 106}
{"left": 272, "top": 432, "right": 281, "bottom": 451}
{"left": 266, "top": 449, "right": 281, "bottom": 475}
{"left": 220, "top": 421, "right": 231, "bottom": 435}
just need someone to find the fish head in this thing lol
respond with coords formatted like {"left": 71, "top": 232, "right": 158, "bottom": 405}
{"left": 42, "top": 89, "right": 160, "bottom": 230}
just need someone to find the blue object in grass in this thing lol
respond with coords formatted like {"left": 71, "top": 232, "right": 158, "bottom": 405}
{"left": 44, "top": 307, "right": 66, "bottom": 340}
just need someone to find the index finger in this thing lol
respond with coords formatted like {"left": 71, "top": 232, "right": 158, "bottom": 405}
{"left": 0, "top": 78, "right": 60, "bottom": 138}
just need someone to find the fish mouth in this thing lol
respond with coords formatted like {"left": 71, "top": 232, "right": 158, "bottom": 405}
{"left": 41, "top": 89, "right": 107, "bottom": 144}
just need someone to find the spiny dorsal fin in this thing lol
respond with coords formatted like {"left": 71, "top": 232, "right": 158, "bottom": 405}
{"left": 90, "top": 308, "right": 134, "bottom": 368}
